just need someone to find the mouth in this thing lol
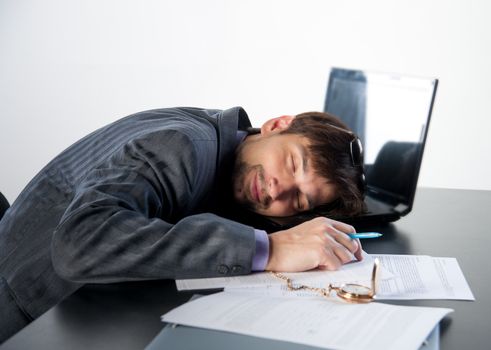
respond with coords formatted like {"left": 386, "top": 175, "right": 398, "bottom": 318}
{"left": 250, "top": 171, "right": 262, "bottom": 204}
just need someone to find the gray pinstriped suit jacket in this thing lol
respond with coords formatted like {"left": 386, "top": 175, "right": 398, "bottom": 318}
{"left": 0, "top": 107, "right": 256, "bottom": 338}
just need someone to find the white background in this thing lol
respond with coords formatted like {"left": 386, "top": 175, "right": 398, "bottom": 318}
{"left": 1, "top": 0, "right": 490, "bottom": 203}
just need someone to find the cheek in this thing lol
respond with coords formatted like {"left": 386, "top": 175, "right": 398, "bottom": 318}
{"left": 260, "top": 155, "right": 286, "bottom": 183}
{"left": 255, "top": 143, "right": 285, "bottom": 169}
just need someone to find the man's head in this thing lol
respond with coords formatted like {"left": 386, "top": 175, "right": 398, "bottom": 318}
{"left": 232, "top": 111, "right": 365, "bottom": 218}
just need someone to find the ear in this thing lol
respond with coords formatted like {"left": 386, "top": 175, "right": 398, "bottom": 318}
{"left": 260, "top": 115, "right": 294, "bottom": 135}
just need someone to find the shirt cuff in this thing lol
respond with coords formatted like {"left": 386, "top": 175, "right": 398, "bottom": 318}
{"left": 251, "top": 229, "right": 269, "bottom": 271}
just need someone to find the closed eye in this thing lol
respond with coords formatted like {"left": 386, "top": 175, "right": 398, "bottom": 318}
{"left": 296, "top": 191, "right": 303, "bottom": 211}
{"left": 292, "top": 155, "right": 304, "bottom": 211}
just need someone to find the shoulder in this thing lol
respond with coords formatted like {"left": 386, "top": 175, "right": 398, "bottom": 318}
{"left": 128, "top": 107, "right": 224, "bottom": 141}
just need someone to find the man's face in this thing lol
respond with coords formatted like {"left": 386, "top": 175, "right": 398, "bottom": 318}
{"left": 232, "top": 132, "right": 337, "bottom": 217}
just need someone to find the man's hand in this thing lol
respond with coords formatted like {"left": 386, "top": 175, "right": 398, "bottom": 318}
{"left": 265, "top": 217, "right": 362, "bottom": 272}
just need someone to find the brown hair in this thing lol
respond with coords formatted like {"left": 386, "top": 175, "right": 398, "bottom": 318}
{"left": 281, "top": 111, "right": 365, "bottom": 216}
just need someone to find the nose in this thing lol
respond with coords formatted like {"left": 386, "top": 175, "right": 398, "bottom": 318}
{"left": 268, "top": 175, "right": 295, "bottom": 201}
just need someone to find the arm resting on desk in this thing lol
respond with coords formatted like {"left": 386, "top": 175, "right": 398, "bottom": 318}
{"left": 51, "top": 131, "right": 256, "bottom": 283}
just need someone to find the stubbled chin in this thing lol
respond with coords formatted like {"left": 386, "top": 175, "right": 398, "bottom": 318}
{"left": 233, "top": 179, "right": 251, "bottom": 208}
{"left": 231, "top": 161, "right": 265, "bottom": 213}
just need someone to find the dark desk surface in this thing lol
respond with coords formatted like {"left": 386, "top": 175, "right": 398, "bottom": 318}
{"left": 2, "top": 188, "right": 490, "bottom": 350}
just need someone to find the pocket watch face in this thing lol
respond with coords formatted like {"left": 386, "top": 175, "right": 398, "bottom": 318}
{"left": 337, "top": 284, "right": 374, "bottom": 302}
{"left": 341, "top": 284, "right": 372, "bottom": 296}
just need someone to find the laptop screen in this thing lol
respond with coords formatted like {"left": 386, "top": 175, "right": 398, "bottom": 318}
{"left": 325, "top": 68, "right": 438, "bottom": 208}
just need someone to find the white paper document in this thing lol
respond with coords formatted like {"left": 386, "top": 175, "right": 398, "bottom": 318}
{"left": 372, "top": 254, "right": 475, "bottom": 300}
{"left": 178, "top": 253, "right": 474, "bottom": 301}
{"left": 162, "top": 291, "right": 452, "bottom": 350}
{"left": 176, "top": 252, "right": 392, "bottom": 291}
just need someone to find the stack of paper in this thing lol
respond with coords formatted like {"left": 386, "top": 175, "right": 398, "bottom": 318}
{"left": 162, "top": 254, "right": 473, "bottom": 350}
{"left": 161, "top": 292, "right": 451, "bottom": 350}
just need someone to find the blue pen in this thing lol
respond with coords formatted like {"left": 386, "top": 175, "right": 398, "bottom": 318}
{"left": 348, "top": 232, "right": 383, "bottom": 239}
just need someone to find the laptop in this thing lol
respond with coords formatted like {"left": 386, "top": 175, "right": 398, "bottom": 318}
{"left": 238, "top": 68, "right": 438, "bottom": 231}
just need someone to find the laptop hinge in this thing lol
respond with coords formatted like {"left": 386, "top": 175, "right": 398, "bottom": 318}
{"left": 394, "top": 203, "right": 409, "bottom": 214}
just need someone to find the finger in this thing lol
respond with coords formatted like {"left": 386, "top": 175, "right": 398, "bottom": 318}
{"left": 353, "top": 238, "right": 363, "bottom": 261}
{"left": 330, "top": 220, "right": 356, "bottom": 234}
{"left": 332, "top": 243, "right": 356, "bottom": 264}
{"left": 324, "top": 226, "right": 358, "bottom": 253}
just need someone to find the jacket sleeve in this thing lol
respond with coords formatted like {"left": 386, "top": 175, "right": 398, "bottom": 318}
{"left": 51, "top": 129, "right": 256, "bottom": 283}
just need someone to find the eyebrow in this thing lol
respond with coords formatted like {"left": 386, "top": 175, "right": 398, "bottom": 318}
{"left": 298, "top": 144, "right": 313, "bottom": 210}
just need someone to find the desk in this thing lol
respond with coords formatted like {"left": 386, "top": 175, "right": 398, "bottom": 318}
{"left": 2, "top": 188, "right": 490, "bottom": 349}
